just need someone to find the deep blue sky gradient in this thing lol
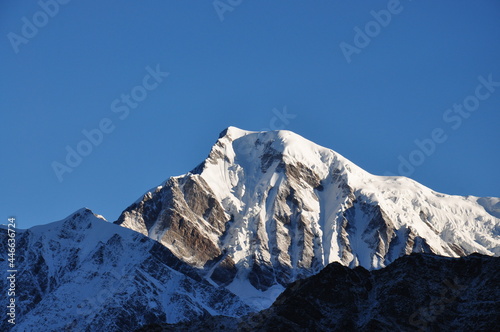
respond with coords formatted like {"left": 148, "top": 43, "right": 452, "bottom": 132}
{"left": 1, "top": 0, "right": 499, "bottom": 228}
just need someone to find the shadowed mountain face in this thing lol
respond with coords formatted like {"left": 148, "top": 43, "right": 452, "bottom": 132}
{"left": 137, "top": 253, "right": 500, "bottom": 332}
{"left": 242, "top": 253, "right": 500, "bottom": 331}
{"left": 116, "top": 127, "right": 499, "bottom": 307}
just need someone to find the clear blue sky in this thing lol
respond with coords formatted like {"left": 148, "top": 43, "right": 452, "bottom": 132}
{"left": 1, "top": 1, "right": 499, "bottom": 229}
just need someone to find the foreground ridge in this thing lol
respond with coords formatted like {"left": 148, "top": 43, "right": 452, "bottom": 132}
{"left": 137, "top": 253, "right": 500, "bottom": 331}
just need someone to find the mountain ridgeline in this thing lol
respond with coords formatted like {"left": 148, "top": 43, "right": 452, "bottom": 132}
{"left": 116, "top": 127, "right": 499, "bottom": 306}
{"left": 1, "top": 127, "right": 498, "bottom": 331}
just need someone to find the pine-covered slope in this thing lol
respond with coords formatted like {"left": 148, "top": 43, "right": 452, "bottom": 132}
{"left": 116, "top": 127, "right": 500, "bottom": 308}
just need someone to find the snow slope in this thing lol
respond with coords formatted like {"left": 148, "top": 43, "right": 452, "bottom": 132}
{"left": 0, "top": 209, "right": 250, "bottom": 332}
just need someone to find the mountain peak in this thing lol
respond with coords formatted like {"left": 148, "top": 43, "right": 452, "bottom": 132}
{"left": 73, "top": 207, "right": 107, "bottom": 221}
{"left": 117, "top": 127, "right": 499, "bottom": 308}
{"left": 214, "top": 127, "right": 337, "bottom": 167}
{"left": 218, "top": 126, "right": 254, "bottom": 140}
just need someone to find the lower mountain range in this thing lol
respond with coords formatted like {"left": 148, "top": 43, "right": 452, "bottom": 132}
{"left": 139, "top": 253, "right": 499, "bottom": 331}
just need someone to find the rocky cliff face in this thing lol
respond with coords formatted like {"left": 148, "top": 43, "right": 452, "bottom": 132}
{"left": 116, "top": 127, "right": 500, "bottom": 307}
{"left": 0, "top": 209, "right": 250, "bottom": 332}
{"left": 137, "top": 253, "right": 500, "bottom": 332}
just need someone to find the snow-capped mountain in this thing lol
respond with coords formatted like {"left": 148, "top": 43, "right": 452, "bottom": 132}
{"left": 0, "top": 209, "right": 251, "bottom": 332}
{"left": 116, "top": 126, "right": 500, "bottom": 308}
{"left": 3, "top": 127, "right": 498, "bottom": 331}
